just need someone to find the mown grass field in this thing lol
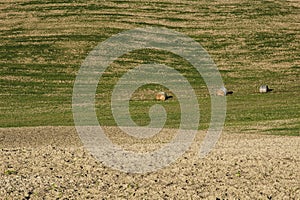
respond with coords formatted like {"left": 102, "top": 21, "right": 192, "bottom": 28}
{"left": 0, "top": 0, "right": 299, "bottom": 135}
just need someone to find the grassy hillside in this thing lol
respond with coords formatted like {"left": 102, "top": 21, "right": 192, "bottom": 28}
{"left": 0, "top": 0, "right": 299, "bottom": 135}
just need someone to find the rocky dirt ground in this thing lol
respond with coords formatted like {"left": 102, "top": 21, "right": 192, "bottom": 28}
{"left": 0, "top": 126, "right": 299, "bottom": 199}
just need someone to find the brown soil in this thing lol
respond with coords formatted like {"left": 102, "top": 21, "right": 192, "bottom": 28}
{"left": 0, "top": 126, "right": 299, "bottom": 199}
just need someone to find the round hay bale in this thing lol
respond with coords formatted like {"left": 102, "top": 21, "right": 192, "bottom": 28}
{"left": 156, "top": 92, "right": 167, "bottom": 101}
{"left": 216, "top": 87, "right": 227, "bottom": 96}
{"left": 259, "top": 85, "right": 269, "bottom": 93}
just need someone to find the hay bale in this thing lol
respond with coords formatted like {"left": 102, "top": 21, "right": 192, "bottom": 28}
{"left": 216, "top": 87, "right": 227, "bottom": 96}
{"left": 156, "top": 92, "right": 167, "bottom": 101}
{"left": 259, "top": 85, "right": 269, "bottom": 93}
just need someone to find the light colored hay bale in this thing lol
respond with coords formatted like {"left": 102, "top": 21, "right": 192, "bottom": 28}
{"left": 156, "top": 92, "right": 167, "bottom": 101}
{"left": 259, "top": 85, "right": 269, "bottom": 93}
{"left": 216, "top": 87, "right": 227, "bottom": 96}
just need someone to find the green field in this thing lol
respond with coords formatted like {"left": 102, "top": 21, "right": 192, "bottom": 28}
{"left": 0, "top": 0, "right": 299, "bottom": 135}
